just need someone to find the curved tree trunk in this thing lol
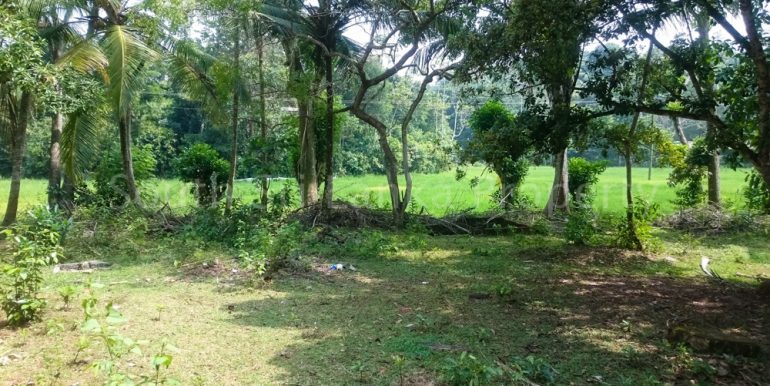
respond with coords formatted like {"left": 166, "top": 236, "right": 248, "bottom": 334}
{"left": 376, "top": 127, "right": 404, "bottom": 224}
{"left": 672, "top": 117, "right": 689, "bottom": 146}
{"left": 545, "top": 147, "right": 569, "bottom": 217}
{"left": 2, "top": 92, "right": 33, "bottom": 226}
{"left": 119, "top": 110, "right": 141, "bottom": 205}
{"left": 48, "top": 112, "right": 63, "bottom": 208}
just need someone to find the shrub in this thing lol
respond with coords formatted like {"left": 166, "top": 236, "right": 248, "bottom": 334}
{"left": 568, "top": 157, "right": 607, "bottom": 205}
{"left": 442, "top": 352, "right": 504, "bottom": 386}
{"left": 614, "top": 198, "right": 660, "bottom": 250}
{"left": 510, "top": 356, "right": 558, "bottom": 385}
{"left": 565, "top": 203, "right": 597, "bottom": 245}
{"left": 93, "top": 145, "right": 157, "bottom": 206}
{"left": 0, "top": 223, "right": 63, "bottom": 326}
{"left": 744, "top": 170, "right": 770, "bottom": 214}
{"left": 20, "top": 206, "right": 72, "bottom": 244}
{"left": 668, "top": 140, "right": 710, "bottom": 209}
{"left": 264, "top": 222, "right": 311, "bottom": 273}
{"left": 176, "top": 143, "right": 230, "bottom": 206}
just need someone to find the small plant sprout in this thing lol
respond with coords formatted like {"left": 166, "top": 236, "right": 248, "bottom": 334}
{"left": 350, "top": 360, "right": 368, "bottom": 381}
{"left": 391, "top": 354, "right": 406, "bottom": 386}
{"left": 153, "top": 304, "right": 167, "bottom": 321}
{"left": 58, "top": 285, "right": 77, "bottom": 310}
{"left": 148, "top": 340, "right": 180, "bottom": 385}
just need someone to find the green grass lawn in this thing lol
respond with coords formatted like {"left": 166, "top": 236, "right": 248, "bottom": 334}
{"left": 0, "top": 166, "right": 753, "bottom": 218}
{"left": 0, "top": 223, "right": 768, "bottom": 384}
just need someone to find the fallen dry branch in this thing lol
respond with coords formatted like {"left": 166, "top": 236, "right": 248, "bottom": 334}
{"left": 291, "top": 202, "right": 536, "bottom": 235}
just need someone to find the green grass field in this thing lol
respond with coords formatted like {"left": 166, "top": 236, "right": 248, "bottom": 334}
{"left": 0, "top": 166, "right": 752, "bottom": 218}
{"left": 1, "top": 224, "right": 768, "bottom": 384}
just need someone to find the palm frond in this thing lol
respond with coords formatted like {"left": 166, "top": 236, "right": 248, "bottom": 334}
{"left": 57, "top": 39, "right": 107, "bottom": 72}
{"left": 102, "top": 25, "right": 159, "bottom": 116}
{"left": 61, "top": 108, "right": 104, "bottom": 181}
{"left": 167, "top": 39, "right": 218, "bottom": 102}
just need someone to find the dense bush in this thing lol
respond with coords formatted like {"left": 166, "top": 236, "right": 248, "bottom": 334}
{"left": 0, "top": 207, "right": 67, "bottom": 326}
{"left": 463, "top": 101, "right": 531, "bottom": 207}
{"left": 93, "top": 145, "right": 157, "bottom": 206}
{"left": 744, "top": 170, "right": 770, "bottom": 214}
{"left": 176, "top": 143, "right": 230, "bottom": 206}
{"left": 565, "top": 204, "right": 597, "bottom": 245}
{"left": 614, "top": 198, "right": 660, "bottom": 250}
{"left": 669, "top": 140, "right": 710, "bottom": 209}
{"left": 568, "top": 157, "right": 607, "bottom": 204}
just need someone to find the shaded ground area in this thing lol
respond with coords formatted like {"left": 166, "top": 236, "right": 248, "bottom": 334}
{"left": 0, "top": 231, "right": 768, "bottom": 385}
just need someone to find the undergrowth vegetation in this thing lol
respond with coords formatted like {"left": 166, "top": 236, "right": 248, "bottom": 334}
{"left": 1, "top": 190, "right": 769, "bottom": 384}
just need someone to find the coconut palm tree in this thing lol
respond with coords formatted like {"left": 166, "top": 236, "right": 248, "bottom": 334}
{"left": 258, "top": 0, "right": 363, "bottom": 208}
{"left": 55, "top": 0, "right": 159, "bottom": 206}
{"left": 0, "top": 6, "right": 51, "bottom": 225}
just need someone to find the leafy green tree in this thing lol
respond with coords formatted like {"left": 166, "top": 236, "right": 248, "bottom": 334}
{"left": 176, "top": 143, "right": 230, "bottom": 206}
{"left": 568, "top": 157, "right": 608, "bottom": 205}
{"left": 259, "top": 0, "right": 362, "bottom": 208}
{"left": 93, "top": 145, "right": 156, "bottom": 206}
{"left": 459, "top": 0, "right": 614, "bottom": 217}
{"left": 606, "top": 0, "right": 770, "bottom": 204}
{"left": 464, "top": 101, "right": 530, "bottom": 208}
{"left": 56, "top": 0, "right": 160, "bottom": 207}
{"left": 0, "top": 6, "right": 54, "bottom": 225}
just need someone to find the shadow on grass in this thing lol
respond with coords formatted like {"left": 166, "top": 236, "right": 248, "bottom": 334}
{"left": 219, "top": 233, "right": 769, "bottom": 385}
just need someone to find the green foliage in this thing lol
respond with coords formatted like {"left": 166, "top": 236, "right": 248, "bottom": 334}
{"left": 79, "top": 281, "right": 179, "bottom": 385}
{"left": 744, "top": 171, "right": 770, "bottom": 214}
{"left": 568, "top": 157, "right": 607, "bottom": 204}
{"left": 22, "top": 206, "right": 72, "bottom": 241}
{"left": 0, "top": 8, "right": 52, "bottom": 95}
{"left": 264, "top": 222, "right": 311, "bottom": 273}
{"left": 565, "top": 203, "right": 597, "bottom": 245}
{"left": 510, "top": 355, "right": 558, "bottom": 385}
{"left": 669, "top": 140, "right": 710, "bottom": 209}
{"left": 93, "top": 146, "right": 157, "bottom": 206}
{"left": 614, "top": 198, "right": 660, "bottom": 251}
{"left": 0, "top": 210, "right": 64, "bottom": 326}
{"left": 464, "top": 101, "right": 530, "bottom": 206}
{"left": 442, "top": 352, "right": 503, "bottom": 386}
{"left": 176, "top": 143, "right": 230, "bottom": 206}
{"left": 58, "top": 285, "right": 77, "bottom": 310}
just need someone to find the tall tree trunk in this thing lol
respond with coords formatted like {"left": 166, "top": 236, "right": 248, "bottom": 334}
{"left": 298, "top": 96, "right": 318, "bottom": 206}
{"left": 321, "top": 55, "right": 335, "bottom": 209}
{"left": 48, "top": 112, "right": 63, "bottom": 208}
{"left": 624, "top": 147, "right": 642, "bottom": 250}
{"left": 226, "top": 27, "right": 241, "bottom": 214}
{"left": 707, "top": 148, "right": 721, "bottom": 206}
{"left": 545, "top": 147, "right": 569, "bottom": 217}
{"left": 118, "top": 110, "right": 141, "bottom": 205}
{"left": 622, "top": 35, "right": 656, "bottom": 250}
{"left": 2, "top": 92, "right": 33, "bottom": 226}
{"left": 257, "top": 31, "right": 269, "bottom": 208}
{"left": 48, "top": 44, "right": 62, "bottom": 209}
{"left": 376, "top": 127, "right": 403, "bottom": 224}
{"left": 696, "top": 15, "right": 721, "bottom": 207}
{"left": 61, "top": 174, "right": 75, "bottom": 210}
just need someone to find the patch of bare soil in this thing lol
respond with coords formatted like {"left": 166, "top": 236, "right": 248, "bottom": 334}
{"left": 556, "top": 274, "right": 766, "bottom": 336}
{"left": 553, "top": 273, "right": 769, "bottom": 383}
{"left": 178, "top": 259, "right": 251, "bottom": 283}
